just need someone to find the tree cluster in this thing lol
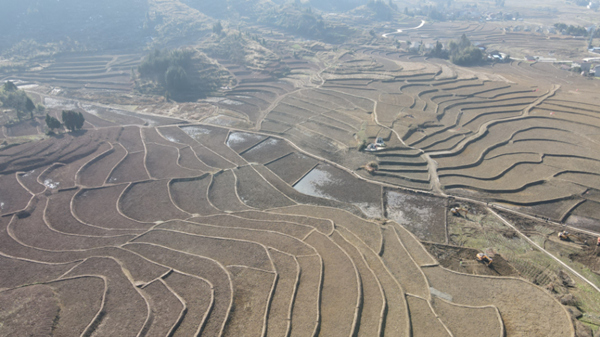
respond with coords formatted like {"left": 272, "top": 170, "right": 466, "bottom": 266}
{"left": 45, "top": 114, "right": 61, "bottom": 131}
{"left": 259, "top": 4, "right": 353, "bottom": 44}
{"left": 213, "top": 21, "right": 223, "bottom": 35}
{"left": 447, "top": 34, "right": 483, "bottom": 66}
{"left": 137, "top": 48, "right": 227, "bottom": 101}
{"left": 61, "top": 110, "right": 85, "bottom": 132}
{"left": 367, "top": 0, "right": 394, "bottom": 21}
{"left": 553, "top": 23, "right": 588, "bottom": 37}
{"left": 424, "top": 35, "right": 483, "bottom": 66}
{"left": 0, "top": 81, "right": 38, "bottom": 121}
{"left": 427, "top": 41, "right": 449, "bottom": 59}
{"left": 138, "top": 48, "right": 193, "bottom": 95}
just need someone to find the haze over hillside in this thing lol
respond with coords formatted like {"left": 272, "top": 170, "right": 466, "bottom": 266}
{"left": 1, "top": 0, "right": 600, "bottom": 336}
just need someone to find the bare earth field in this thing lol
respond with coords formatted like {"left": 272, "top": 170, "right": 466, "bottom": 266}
{"left": 0, "top": 114, "right": 587, "bottom": 336}
{"left": 3, "top": 6, "right": 600, "bottom": 335}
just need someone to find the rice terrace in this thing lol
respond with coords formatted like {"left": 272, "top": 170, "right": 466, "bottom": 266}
{"left": 1, "top": 0, "right": 600, "bottom": 336}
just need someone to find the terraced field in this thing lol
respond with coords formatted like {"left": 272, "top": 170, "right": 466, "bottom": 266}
{"left": 210, "top": 49, "right": 600, "bottom": 225}
{"left": 8, "top": 53, "right": 140, "bottom": 92}
{"left": 3, "top": 19, "right": 600, "bottom": 333}
{"left": 0, "top": 97, "right": 575, "bottom": 336}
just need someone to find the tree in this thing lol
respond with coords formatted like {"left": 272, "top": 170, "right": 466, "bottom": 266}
{"left": 61, "top": 110, "right": 85, "bottom": 132}
{"left": 428, "top": 40, "right": 448, "bottom": 59}
{"left": 213, "top": 21, "right": 223, "bottom": 35}
{"left": 3, "top": 81, "right": 18, "bottom": 92}
{"left": 165, "top": 65, "right": 188, "bottom": 92}
{"left": 25, "top": 97, "right": 35, "bottom": 120}
{"left": 45, "top": 114, "right": 62, "bottom": 131}
{"left": 458, "top": 34, "right": 471, "bottom": 50}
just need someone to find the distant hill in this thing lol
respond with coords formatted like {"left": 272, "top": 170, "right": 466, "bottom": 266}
{"left": 258, "top": 4, "right": 355, "bottom": 43}
{"left": 350, "top": 0, "right": 399, "bottom": 21}
{"left": 308, "top": 0, "right": 365, "bottom": 12}
{"left": 135, "top": 48, "right": 233, "bottom": 101}
{"left": 0, "top": 0, "right": 148, "bottom": 53}
{"left": 182, "top": 0, "right": 276, "bottom": 20}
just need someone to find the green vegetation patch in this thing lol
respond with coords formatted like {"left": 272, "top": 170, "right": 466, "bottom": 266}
{"left": 258, "top": 4, "right": 355, "bottom": 44}
{"left": 0, "top": 81, "right": 42, "bottom": 123}
{"left": 136, "top": 48, "right": 232, "bottom": 102}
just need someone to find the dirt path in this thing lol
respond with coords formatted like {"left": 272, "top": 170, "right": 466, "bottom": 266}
{"left": 427, "top": 84, "right": 560, "bottom": 157}
{"left": 489, "top": 207, "right": 600, "bottom": 293}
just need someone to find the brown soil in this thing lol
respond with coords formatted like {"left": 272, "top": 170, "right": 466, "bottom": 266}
{"left": 233, "top": 209, "right": 333, "bottom": 235}
{"left": 240, "top": 137, "right": 296, "bottom": 164}
{"left": 118, "top": 126, "right": 145, "bottom": 152}
{"left": 48, "top": 277, "right": 106, "bottom": 336}
{"left": 3, "top": 42, "right": 597, "bottom": 337}
{"left": 163, "top": 220, "right": 314, "bottom": 257}
{"left": 134, "top": 229, "right": 273, "bottom": 271}
{"left": 0, "top": 173, "right": 32, "bottom": 215}
{"left": 78, "top": 143, "right": 127, "bottom": 186}
{"left": 169, "top": 175, "right": 221, "bottom": 215}
{"left": 431, "top": 297, "right": 503, "bottom": 337}
{"left": 177, "top": 146, "right": 214, "bottom": 172}
{"left": 16, "top": 166, "right": 48, "bottom": 194}
{"left": 107, "top": 151, "right": 150, "bottom": 183}
{"left": 179, "top": 125, "right": 246, "bottom": 166}
{"left": 124, "top": 243, "right": 232, "bottom": 337}
{"left": 0, "top": 254, "right": 80, "bottom": 289}
{"left": 222, "top": 266, "right": 275, "bottom": 337}
{"left": 140, "top": 279, "right": 185, "bottom": 337}
{"left": 381, "top": 226, "right": 429, "bottom": 298}
{"left": 423, "top": 266, "right": 573, "bottom": 337}
{"left": 145, "top": 142, "right": 199, "bottom": 179}
{"left": 73, "top": 185, "right": 153, "bottom": 229}
{"left": 385, "top": 189, "right": 447, "bottom": 244}
{"left": 0, "top": 285, "right": 60, "bottom": 336}
{"left": 265, "top": 152, "right": 319, "bottom": 185}
{"left": 406, "top": 296, "right": 451, "bottom": 337}
{"left": 189, "top": 214, "right": 312, "bottom": 239}
{"left": 207, "top": 170, "right": 252, "bottom": 212}
{"left": 265, "top": 249, "right": 297, "bottom": 336}
{"left": 423, "top": 242, "right": 521, "bottom": 277}
{"left": 41, "top": 141, "right": 111, "bottom": 189}
{"left": 233, "top": 165, "right": 295, "bottom": 209}
{"left": 119, "top": 180, "right": 190, "bottom": 222}
{"left": 331, "top": 231, "right": 385, "bottom": 337}
{"left": 289, "top": 254, "right": 321, "bottom": 337}
{"left": 161, "top": 272, "right": 211, "bottom": 337}
{"left": 12, "top": 197, "right": 133, "bottom": 250}
{"left": 63, "top": 257, "right": 149, "bottom": 336}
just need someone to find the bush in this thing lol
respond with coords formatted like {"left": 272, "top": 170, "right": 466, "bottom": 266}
{"left": 446, "top": 35, "right": 484, "bottom": 66}
{"left": 165, "top": 65, "right": 188, "bottom": 92}
{"left": 137, "top": 48, "right": 224, "bottom": 101}
{"left": 451, "top": 46, "right": 483, "bottom": 66}
{"left": 61, "top": 110, "right": 85, "bottom": 132}
{"left": 358, "top": 139, "right": 367, "bottom": 151}
{"left": 0, "top": 81, "right": 41, "bottom": 121}
{"left": 45, "top": 114, "right": 62, "bottom": 131}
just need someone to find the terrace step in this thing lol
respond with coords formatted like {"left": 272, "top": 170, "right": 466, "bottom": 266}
{"left": 376, "top": 159, "right": 428, "bottom": 166}
{"left": 372, "top": 147, "right": 422, "bottom": 156}
{"left": 337, "top": 227, "right": 411, "bottom": 337}
{"left": 376, "top": 164, "right": 429, "bottom": 173}
{"left": 372, "top": 171, "right": 430, "bottom": 183}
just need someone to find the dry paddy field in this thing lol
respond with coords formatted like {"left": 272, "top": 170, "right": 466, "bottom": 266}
{"left": 0, "top": 95, "right": 576, "bottom": 336}
{"left": 3, "top": 40, "right": 600, "bottom": 335}
{"left": 8, "top": 53, "right": 140, "bottom": 92}
{"left": 217, "top": 49, "right": 600, "bottom": 227}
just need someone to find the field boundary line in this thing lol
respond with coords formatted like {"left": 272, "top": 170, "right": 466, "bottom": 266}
{"left": 488, "top": 207, "right": 600, "bottom": 293}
